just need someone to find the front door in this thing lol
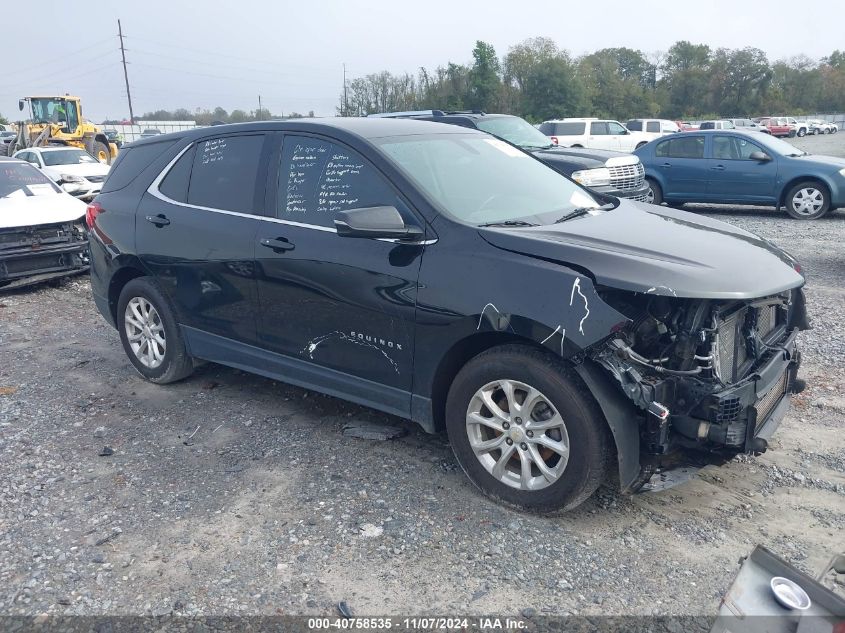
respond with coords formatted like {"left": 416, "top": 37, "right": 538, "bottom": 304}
{"left": 254, "top": 133, "right": 425, "bottom": 411}
{"left": 136, "top": 133, "right": 271, "bottom": 344}
{"left": 706, "top": 135, "right": 779, "bottom": 203}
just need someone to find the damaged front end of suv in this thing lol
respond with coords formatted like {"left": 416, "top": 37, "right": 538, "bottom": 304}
{"left": 591, "top": 286, "right": 808, "bottom": 492}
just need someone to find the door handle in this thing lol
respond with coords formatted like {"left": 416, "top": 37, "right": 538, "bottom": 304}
{"left": 711, "top": 164, "right": 726, "bottom": 171}
{"left": 660, "top": 162, "right": 671, "bottom": 168}
{"left": 145, "top": 214, "right": 170, "bottom": 227}
{"left": 260, "top": 237, "right": 295, "bottom": 253}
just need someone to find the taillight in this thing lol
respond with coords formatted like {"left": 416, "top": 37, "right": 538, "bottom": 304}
{"left": 86, "top": 201, "right": 102, "bottom": 229}
{"left": 551, "top": 136, "right": 559, "bottom": 145}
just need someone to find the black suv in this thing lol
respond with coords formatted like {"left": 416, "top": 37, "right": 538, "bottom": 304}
{"left": 371, "top": 110, "right": 650, "bottom": 201}
{"left": 89, "top": 118, "right": 807, "bottom": 512}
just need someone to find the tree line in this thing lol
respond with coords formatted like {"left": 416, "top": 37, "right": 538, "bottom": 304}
{"left": 102, "top": 106, "right": 315, "bottom": 125}
{"left": 337, "top": 38, "right": 845, "bottom": 122}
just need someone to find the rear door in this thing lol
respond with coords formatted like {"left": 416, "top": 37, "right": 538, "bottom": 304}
{"left": 652, "top": 135, "right": 708, "bottom": 200}
{"left": 253, "top": 132, "right": 425, "bottom": 412}
{"left": 706, "top": 135, "right": 778, "bottom": 202}
{"left": 588, "top": 121, "right": 612, "bottom": 149}
{"left": 137, "top": 133, "right": 272, "bottom": 345}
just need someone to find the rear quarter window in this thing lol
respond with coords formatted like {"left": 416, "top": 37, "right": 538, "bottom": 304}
{"left": 554, "top": 122, "right": 586, "bottom": 135}
{"left": 100, "top": 139, "right": 177, "bottom": 193}
{"left": 626, "top": 120, "right": 643, "bottom": 131}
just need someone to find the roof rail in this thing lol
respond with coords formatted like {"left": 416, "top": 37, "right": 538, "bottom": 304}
{"left": 367, "top": 110, "right": 447, "bottom": 118}
{"left": 441, "top": 110, "right": 486, "bottom": 115}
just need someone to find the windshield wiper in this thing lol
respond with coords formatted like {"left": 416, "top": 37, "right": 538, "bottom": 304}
{"left": 554, "top": 203, "right": 616, "bottom": 224}
{"left": 478, "top": 220, "right": 537, "bottom": 228}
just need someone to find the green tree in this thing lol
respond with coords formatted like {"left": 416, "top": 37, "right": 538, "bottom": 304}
{"left": 467, "top": 40, "right": 501, "bottom": 111}
{"left": 662, "top": 41, "right": 711, "bottom": 117}
{"left": 522, "top": 56, "right": 588, "bottom": 122}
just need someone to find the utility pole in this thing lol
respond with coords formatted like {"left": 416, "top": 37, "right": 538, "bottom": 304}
{"left": 343, "top": 63, "right": 348, "bottom": 117}
{"left": 118, "top": 19, "right": 135, "bottom": 124}
{"left": 258, "top": 94, "right": 263, "bottom": 119}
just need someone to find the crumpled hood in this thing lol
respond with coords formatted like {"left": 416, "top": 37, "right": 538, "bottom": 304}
{"left": 0, "top": 192, "right": 86, "bottom": 229}
{"left": 479, "top": 200, "right": 804, "bottom": 299}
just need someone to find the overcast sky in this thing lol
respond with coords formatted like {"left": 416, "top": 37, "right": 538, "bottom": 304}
{"left": 2, "top": 0, "right": 841, "bottom": 122}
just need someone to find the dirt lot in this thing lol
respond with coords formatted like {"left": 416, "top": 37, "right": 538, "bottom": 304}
{"left": 1, "top": 132, "right": 844, "bottom": 618}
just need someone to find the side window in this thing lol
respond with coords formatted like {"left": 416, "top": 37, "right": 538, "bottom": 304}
{"left": 278, "top": 136, "right": 397, "bottom": 229}
{"left": 590, "top": 122, "right": 608, "bottom": 135}
{"left": 159, "top": 145, "right": 196, "bottom": 203}
{"left": 713, "top": 136, "right": 738, "bottom": 159}
{"left": 734, "top": 137, "right": 763, "bottom": 160}
{"left": 537, "top": 122, "right": 552, "bottom": 135}
{"left": 626, "top": 120, "right": 642, "bottom": 131}
{"left": 607, "top": 122, "right": 627, "bottom": 135}
{"left": 187, "top": 135, "right": 265, "bottom": 213}
{"left": 655, "top": 137, "right": 705, "bottom": 159}
{"left": 646, "top": 121, "right": 660, "bottom": 133}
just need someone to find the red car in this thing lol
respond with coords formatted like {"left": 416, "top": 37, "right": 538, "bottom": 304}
{"left": 756, "top": 117, "right": 793, "bottom": 138}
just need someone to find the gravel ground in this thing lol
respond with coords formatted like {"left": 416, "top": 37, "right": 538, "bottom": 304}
{"left": 1, "top": 133, "right": 844, "bottom": 618}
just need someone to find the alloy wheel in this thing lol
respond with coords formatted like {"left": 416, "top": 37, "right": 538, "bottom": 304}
{"left": 791, "top": 188, "right": 825, "bottom": 216}
{"left": 645, "top": 186, "right": 655, "bottom": 204}
{"left": 465, "top": 379, "right": 570, "bottom": 491}
{"left": 124, "top": 297, "right": 166, "bottom": 368}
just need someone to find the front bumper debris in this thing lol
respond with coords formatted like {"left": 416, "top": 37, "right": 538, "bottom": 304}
{"left": 0, "top": 221, "right": 89, "bottom": 290}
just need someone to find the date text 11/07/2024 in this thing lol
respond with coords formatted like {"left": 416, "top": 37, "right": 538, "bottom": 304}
{"left": 307, "top": 617, "right": 527, "bottom": 630}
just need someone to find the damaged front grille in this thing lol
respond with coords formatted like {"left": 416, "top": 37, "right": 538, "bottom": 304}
{"left": 715, "top": 300, "right": 785, "bottom": 385}
{"left": 608, "top": 162, "right": 645, "bottom": 191}
{"left": 755, "top": 371, "right": 789, "bottom": 430}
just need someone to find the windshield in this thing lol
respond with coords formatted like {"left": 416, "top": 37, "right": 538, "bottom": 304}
{"left": 1, "top": 163, "right": 60, "bottom": 198}
{"left": 41, "top": 149, "right": 99, "bottom": 166}
{"left": 377, "top": 133, "right": 600, "bottom": 226}
{"left": 475, "top": 117, "right": 553, "bottom": 149}
{"left": 756, "top": 134, "right": 808, "bottom": 156}
{"left": 29, "top": 97, "right": 79, "bottom": 130}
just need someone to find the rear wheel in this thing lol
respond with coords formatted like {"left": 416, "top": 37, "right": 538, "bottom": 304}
{"left": 645, "top": 178, "right": 663, "bottom": 205}
{"left": 784, "top": 181, "right": 830, "bottom": 220}
{"left": 92, "top": 140, "right": 110, "bottom": 164}
{"left": 117, "top": 278, "right": 194, "bottom": 383}
{"left": 636, "top": 141, "right": 648, "bottom": 149}
{"left": 445, "top": 345, "right": 610, "bottom": 512}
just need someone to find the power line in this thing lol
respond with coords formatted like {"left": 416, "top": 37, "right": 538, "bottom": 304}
{"left": 124, "top": 34, "right": 337, "bottom": 73}
{"left": 1, "top": 39, "right": 114, "bottom": 79}
{"left": 129, "top": 61, "right": 334, "bottom": 90}
{"left": 128, "top": 47, "right": 333, "bottom": 79}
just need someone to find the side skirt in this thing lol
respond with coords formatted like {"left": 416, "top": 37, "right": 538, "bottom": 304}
{"left": 182, "top": 326, "right": 415, "bottom": 424}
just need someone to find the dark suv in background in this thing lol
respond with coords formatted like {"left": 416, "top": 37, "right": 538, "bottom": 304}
{"left": 88, "top": 118, "right": 807, "bottom": 512}
{"left": 371, "top": 110, "right": 650, "bottom": 201}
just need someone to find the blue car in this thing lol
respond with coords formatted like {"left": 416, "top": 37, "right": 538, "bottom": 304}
{"left": 634, "top": 130, "right": 845, "bottom": 219}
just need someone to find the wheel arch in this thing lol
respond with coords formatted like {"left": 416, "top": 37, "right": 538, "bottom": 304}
{"left": 778, "top": 176, "right": 832, "bottom": 209}
{"left": 107, "top": 263, "right": 147, "bottom": 325}
{"left": 427, "top": 332, "right": 563, "bottom": 433}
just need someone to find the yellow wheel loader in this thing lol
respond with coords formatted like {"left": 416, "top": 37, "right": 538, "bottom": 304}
{"left": 7, "top": 96, "right": 119, "bottom": 164}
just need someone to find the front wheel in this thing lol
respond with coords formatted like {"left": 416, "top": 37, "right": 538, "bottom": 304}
{"left": 645, "top": 178, "right": 663, "bottom": 205}
{"left": 92, "top": 140, "right": 111, "bottom": 164}
{"left": 117, "top": 277, "right": 194, "bottom": 383}
{"left": 797, "top": 128, "right": 806, "bottom": 137}
{"left": 784, "top": 181, "right": 830, "bottom": 220}
{"left": 445, "top": 345, "right": 611, "bottom": 513}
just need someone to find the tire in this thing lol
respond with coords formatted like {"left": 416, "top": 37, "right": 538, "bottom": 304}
{"left": 784, "top": 181, "right": 830, "bottom": 220}
{"left": 117, "top": 277, "right": 194, "bottom": 383}
{"left": 645, "top": 178, "right": 663, "bottom": 205}
{"left": 797, "top": 128, "right": 806, "bottom": 137}
{"left": 92, "top": 140, "right": 111, "bottom": 164}
{"left": 635, "top": 141, "right": 648, "bottom": 149}
{"left": 445, "top": 345, "right": 611, "bottom": 513}
{"left": 571, "top": 144, "right": 583, "bottom": 148}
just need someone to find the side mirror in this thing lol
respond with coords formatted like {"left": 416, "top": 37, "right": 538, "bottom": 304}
{"left": 334, "top": 206, "right": 423, "bottom": 241}
{"left": 749, "top": 151, "right": 771, "bottom": 162}
{"left": 18, "top": 99, "right": 24, "bottom": 111}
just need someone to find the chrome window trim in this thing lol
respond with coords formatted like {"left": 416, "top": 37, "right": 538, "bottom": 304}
{"left": 147, "top": 141, "right": 437, "bottom": 245}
